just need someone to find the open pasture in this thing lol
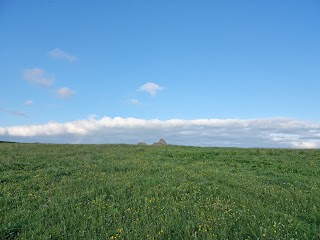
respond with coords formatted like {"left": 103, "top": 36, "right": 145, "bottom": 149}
{"left": 1, "top": 143, "right": 320, "bottom": 239}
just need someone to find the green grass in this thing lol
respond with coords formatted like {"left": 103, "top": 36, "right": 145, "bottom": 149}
{"left": 1, "top": 143, "right": 320, "bottom": 239}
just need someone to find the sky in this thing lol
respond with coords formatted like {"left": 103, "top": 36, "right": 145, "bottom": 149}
{"left": 1, "top": 1, "right": 320, "bottom": 148}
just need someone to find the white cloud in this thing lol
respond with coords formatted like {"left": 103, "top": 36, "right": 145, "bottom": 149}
{"left": 0, "top": 108, "right": 27, "bottom": 117}
{"left": 128, "top": 99, "right": 140, "bottom": 105}
{"left": 57, "top": 87, "right": 76, "bottom": 98}
{"left": 8, "top": 111, "right": 26, "bottom": 117}
{"left": 139, "top": 82, "right": 163, "bottom": 96}
{"left": 48, "top": 48, "right": 77, "bottom": 62}
{"left": 24, "top": 100, "right": 34, "bottom": 106}
{"left": 22, "top": 68, "right": 54, "bottom": 87}
{"left": 0, "top": 116, "right": 320, "bottom": 148}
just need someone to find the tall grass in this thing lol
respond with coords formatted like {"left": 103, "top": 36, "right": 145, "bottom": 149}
{"left": 1, "top": 143, "right": 320, "bottom": 239}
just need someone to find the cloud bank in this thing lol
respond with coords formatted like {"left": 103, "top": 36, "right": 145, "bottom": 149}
{"left": 0, "top": 117, "right": 320, "bottom": 148}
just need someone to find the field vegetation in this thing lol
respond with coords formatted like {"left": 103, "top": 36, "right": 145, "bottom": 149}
{"left": 1, "top": 143, "right": 320, "bottom": 239}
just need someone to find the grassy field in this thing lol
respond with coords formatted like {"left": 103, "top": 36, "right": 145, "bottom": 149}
{"left": 1, "top": 143, "right": 320, "bottom": 239}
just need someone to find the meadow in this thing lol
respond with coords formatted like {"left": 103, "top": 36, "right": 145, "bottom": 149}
{"left": 1, "top": 143, "right": 320, "bottom": 239}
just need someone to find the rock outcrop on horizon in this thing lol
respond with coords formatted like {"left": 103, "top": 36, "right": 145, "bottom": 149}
{"left": 152, "top": 138, "right": 167, "bottom": 146}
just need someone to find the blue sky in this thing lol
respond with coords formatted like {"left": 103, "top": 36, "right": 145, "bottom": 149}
{"left": 1, "top": 1, "right": 320, "bottom": 147}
